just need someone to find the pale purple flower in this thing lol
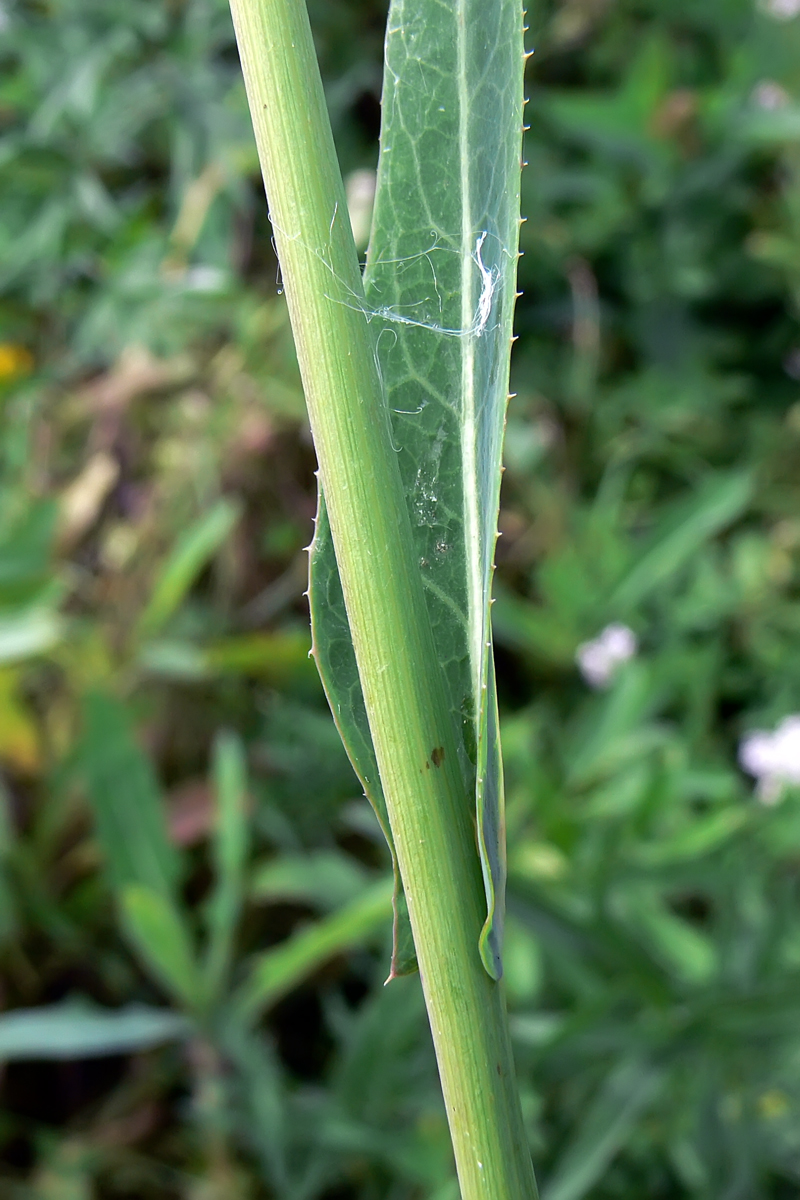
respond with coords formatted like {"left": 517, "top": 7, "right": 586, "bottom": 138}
{"left": 761, "top": 0, "right": 800, "bottom": 19}
{"left": 183, "top": 265, "right": 228, "bottom": 293}
{"left": 576, "top": 623, "right": 637, "bottom": 689}
{"left": 752, "top": 81, "right": 791, "bottom": 110}
{"left": 739, "top": 715, "right": 800, "bottom": 804}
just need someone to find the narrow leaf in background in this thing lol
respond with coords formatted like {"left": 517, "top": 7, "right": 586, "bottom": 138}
{"left": 542, "top": 1060, "right": 663, "bottom": 1200}
{"left": 0, "top": 1002, "right": 190, "bottom": 1061}
{"left": 234, "top": 876, "right": 394, "bottom": 1025}
{"left": 81, "top": 693, "right": 180, "bottom": 900}
{"left": 137, "top": 497, "right": 241, "bottom": 639}
{"left": 0, "top": 777, "right": 17, "bottom": 946}
{"left": 250, "top": 849, "right": 372, "bottom": 910}
{"left": 204, "top": 730, "right": 250, "bottom": 1001}
{"left": 122, "top": 884, "right": 203, "bottom": 1013}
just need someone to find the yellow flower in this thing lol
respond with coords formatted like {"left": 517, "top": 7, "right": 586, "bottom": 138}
{"left": 0, "top": 343, "right": 34, "bottom": 380}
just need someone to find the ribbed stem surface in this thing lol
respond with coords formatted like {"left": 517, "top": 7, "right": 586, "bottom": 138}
{"left": 227, "top": 2, "right": 537, "bottom": 1194}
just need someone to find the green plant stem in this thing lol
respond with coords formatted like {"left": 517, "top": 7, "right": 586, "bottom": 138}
{"left": 227, "top": 1, "right": 537, "bottom": 1195}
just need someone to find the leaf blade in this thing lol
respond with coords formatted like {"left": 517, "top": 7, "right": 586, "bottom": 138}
{"left": 309, "top": 0, "right": 524, "bottom": 980}
{"left": 309, "top": 489, "right": 416, "bottom": 977}
{"left": 234, "top": 876, "right": 394, "bottom": 1024}
{"left": 204, "top": 730, "right": 250, "bottom": 1000}
{"left": 137, "top": 497, "right": 241, "bottom": 639}
{"left": 81, "top": 692, "right": 180, "bottom": 902}
{"left": 0, "top": 1002, "right": 190, "bottom": 1061}
{"left": 121, "top": 884, "right": 203, "bottom": 1012}
{"left": 542, "top": 1059, "right": 663, "bottom": 1200}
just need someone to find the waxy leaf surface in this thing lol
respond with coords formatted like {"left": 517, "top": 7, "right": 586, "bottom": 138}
{"left": 310, "top": 0, "right": 524, "bottom": 979}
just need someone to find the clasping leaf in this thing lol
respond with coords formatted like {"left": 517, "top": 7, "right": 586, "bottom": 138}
{"left": 309, "top": 0, "right": 524, "bottom": 979}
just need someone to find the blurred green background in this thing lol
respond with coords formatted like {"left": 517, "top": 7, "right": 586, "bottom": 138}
{"left": 4, "top": 0, "right": 800, "bottom": 1195}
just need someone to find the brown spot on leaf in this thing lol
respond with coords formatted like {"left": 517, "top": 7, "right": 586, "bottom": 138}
{"left": 430, "top": 746, "right": 445, "bottom": 768}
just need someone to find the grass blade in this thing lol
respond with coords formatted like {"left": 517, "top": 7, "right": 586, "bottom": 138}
{"left": 609, "top": 471, "right": 752, "bottom": 614}
{"left": 122, "top": 884, "right": 203, "bottom": 1013}
{"left": 233, "top": 876, "right": 394, "bottom": 1025}
{"left": 0, "top": 1002, "right": 190, "bottom": 1060}
{"left": 137, "top": 497, "right": 241, "bottom": 638}
{"left": 81, "top": 692, "right": 180, "bottom": 901}
{"left": 250, "top": 850, "right": 371, "bottom": 910}
{"left": 542, "top": 1059, "right": 663, "bottom": 1200}
{"left": 204, "top": 730, "right": 250, "bottom": 1001}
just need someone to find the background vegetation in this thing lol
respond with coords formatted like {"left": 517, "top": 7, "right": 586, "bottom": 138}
{"left": 3, "top": 0, "right": 800, "bottom": 1195}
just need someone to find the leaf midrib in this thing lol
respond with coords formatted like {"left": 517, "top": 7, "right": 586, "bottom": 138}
{"left": 457, "top": 0, "right": 483, "bottom": 710}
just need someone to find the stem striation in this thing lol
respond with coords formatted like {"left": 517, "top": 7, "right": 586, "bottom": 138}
{"left": 228, "top": 0, "right": 537, "bottom": 1194}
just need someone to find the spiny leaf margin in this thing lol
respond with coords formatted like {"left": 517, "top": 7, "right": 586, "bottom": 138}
{"left": 308, "top": 0, "right": 525, "bottom": 979}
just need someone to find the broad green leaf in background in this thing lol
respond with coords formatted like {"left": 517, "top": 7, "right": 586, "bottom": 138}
{"left": 309, "top": 0, "right": 524, "bottom": 980}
